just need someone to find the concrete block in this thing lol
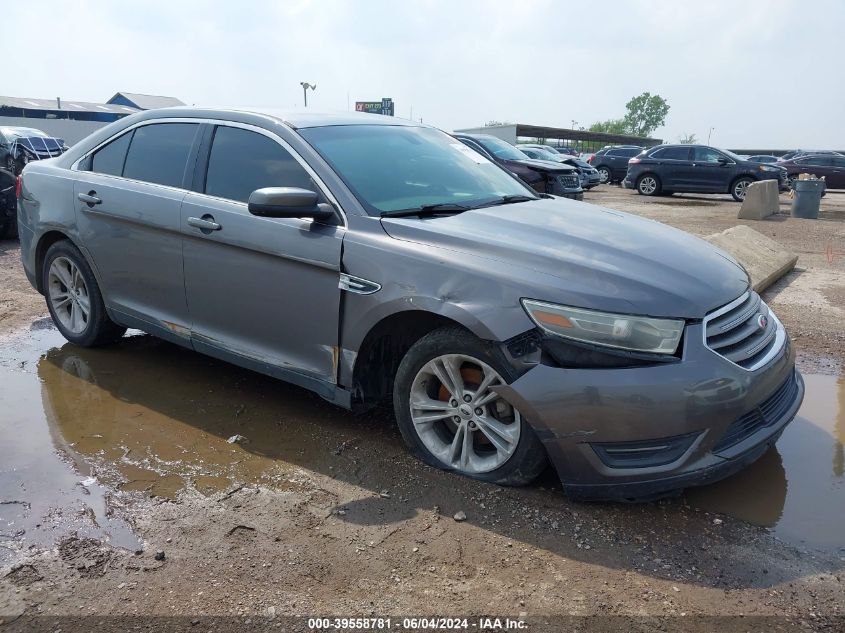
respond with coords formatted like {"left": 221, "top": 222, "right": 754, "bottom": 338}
{"left": 737, "top": 179, "right": 780, "bottom": 220}
{"left": 704, "top": 225, "right": 798, "bottom": 293}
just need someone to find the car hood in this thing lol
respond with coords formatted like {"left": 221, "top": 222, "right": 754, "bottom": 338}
{"left": 380, "top": 198, "right": 748, "bottom": 319}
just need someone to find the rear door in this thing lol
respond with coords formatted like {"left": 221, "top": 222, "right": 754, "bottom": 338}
{"left": 650, "top": 146, "right": 692, "bottom": 188}
{"left": 74, "top": 121, "right": 201, "bottom": 342}
{"left": 180, "top": 123, "right": 344, "bottom": 385}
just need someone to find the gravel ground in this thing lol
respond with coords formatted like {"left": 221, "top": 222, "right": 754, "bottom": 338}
{"left": 1, "top": 188, "right": 844, "bottom": 631}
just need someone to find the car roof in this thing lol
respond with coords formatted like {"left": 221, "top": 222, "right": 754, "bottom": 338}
{"left": 136, "top": 106, "right": 425, "bottom": 130}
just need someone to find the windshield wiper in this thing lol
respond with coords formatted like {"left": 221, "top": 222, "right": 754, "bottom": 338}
{"left": 380, "top": 203, "right": 471, "bottom": 218}
{"left": 477, "top": 194, "right": 538, "bottom": 208}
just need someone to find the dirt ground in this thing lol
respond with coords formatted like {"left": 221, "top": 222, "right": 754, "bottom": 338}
{"left": 1, "top": 189, "right": 844, "bottom": 631}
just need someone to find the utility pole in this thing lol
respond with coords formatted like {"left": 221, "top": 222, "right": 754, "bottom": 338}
{"left": 708, "top": 127, "right": 715, "bottom": 145}
{"left": 300, "top": 82, "right": 316, "bottom": 107}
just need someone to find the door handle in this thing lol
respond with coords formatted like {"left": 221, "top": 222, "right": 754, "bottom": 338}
{"left": 77, "top": 191, "right": 102, "bottom": 207}
{"left": 187, "top": 215, "right": 222, "bottom": 231}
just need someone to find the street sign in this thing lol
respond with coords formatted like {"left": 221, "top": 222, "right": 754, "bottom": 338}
{"left": 355, "top": 98, "right": 394, "bottom": 116}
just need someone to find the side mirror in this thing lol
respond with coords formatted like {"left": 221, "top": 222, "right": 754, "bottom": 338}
{"left": 247, "top": 187, "right": 334, "bottom": 220}
{"left": 717, "top": 157, "right": 730, "bottom": 166}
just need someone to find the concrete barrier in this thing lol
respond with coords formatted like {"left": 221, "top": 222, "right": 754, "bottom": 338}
{"left": 704, "top": 225, "right": 798, "bottom": 293}
{"left": 737, "top": 179, "right": 780, "bottom": 220}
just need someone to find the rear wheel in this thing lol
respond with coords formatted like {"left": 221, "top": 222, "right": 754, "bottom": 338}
{"left": 636, "top": 174, "right": 661, "bottom": 196}
{"left": 393, "top": 327, "right": 547, "bottom": 486}
{"left": 731, "top": 177, "right": 754, "bottom": 202}
{"left": 597, "top": 166, "right": 611, "bottom": 184}
{"left": 42, "top": 241, "right": 126, "bottom": 347}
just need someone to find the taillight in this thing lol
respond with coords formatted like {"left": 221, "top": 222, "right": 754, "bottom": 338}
{"left": 15, "top": 175, "right": 22, "bottom": 198}
{"left": 586, "top": 155, "right": 594, "bottom": 164}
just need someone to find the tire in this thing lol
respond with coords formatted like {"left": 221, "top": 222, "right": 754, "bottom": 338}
{"left": 42, "top": 240, "right": 126, "bottom": 347}
{"left": 731, "top": 177, "right": 754, "bottom": 202}
{"left": 597, "top": 166, "right": 611, "bottom": 184}
{"left": 636, "top": 174, "right": 661, "bottom": 196}
{"left": 393, "top": 326, "right": 547, "bottom": 486}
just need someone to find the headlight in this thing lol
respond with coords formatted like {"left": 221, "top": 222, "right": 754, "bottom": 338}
{"left": 521, "top": 299, "right": 684, "bottom": 355}
{"left": 759, "top": 165, "right": 778, "bottom": 172}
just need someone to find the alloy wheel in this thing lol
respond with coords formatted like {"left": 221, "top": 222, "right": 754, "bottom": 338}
{"left": 638, "top": 176, "right": 658, "bottom": 195}
{"left": 734, "top": 179, "right": 750, "bottom": 200}
{"left": 48, "top": 256, "right": 90, "bottom": 334}
{"left": 409, "top": 353, "right": 521, "bottom": 474}
{"left": 598, "top": 167, "right": 610, "bottom": 183}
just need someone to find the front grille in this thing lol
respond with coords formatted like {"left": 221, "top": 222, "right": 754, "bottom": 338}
{"left": 558, "top": 174, "right": 579, "bottom": 188}
{"left": 712, "top": 371, "right": 799, "bottom": 453}
{"left": 704, "top": 291, "right": 782, "bottom": 370}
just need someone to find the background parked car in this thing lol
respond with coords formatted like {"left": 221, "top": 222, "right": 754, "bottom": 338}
{"left": 588, "top": 146, "right": 643, "bottom": 184}
{"left": 518, "top": 146, "right": 601, "bottom": 190}
{"left": 778, "top": 149, "right": 844, "bottom": 162}
{"left": 777, "top": 154, "right": 845, "bottom": 189}
{"left": 0, "top": 167, "right": 17, "bottom": 238}
{"left": 454, "top": 133, "right": 583, "bottom": 199}
{"left": 623, "top": 144, "right": 788, "bottom": 202}
{"left": 747, "top": 155, "right": 779, "bottom": 164}
{"left": 0, "top": 126, "right": 68, "bottom": 175}
{"left": 552, "top": 147, "right": 579, "bottom": 156}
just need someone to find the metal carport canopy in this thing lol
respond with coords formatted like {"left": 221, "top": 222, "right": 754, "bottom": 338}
{"left": 515, "top": 123, "right": 662, "bottom": 147}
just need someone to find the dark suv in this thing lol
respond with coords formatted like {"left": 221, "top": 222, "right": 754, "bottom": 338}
{"left": 624, "top": 144, "right": 788, "bottom": 202}
{"left": 454, "top": 133, "right": 583, "bottom": 200}
{"left": 588, "top": 146, "right": 642, "bottom": 184}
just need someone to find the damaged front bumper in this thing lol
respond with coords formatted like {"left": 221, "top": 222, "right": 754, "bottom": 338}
{"left": 495, "top": 322, "right": 803, "bottom": 501}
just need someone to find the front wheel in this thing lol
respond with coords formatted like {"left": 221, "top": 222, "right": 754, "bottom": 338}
{"left": 731, "top": 177, "right": 754, "bottom": 202}
{"left": 42, "top": 240, "right": 126, "bottom": 347}
{"left": 597, "top": 166, "right": 611, "bottom": 184}
{"left": 393, "top": 327, "right": 547, "bottom": 486}
{"left": 636, "top": 174, "right": 661, "bottom": 196}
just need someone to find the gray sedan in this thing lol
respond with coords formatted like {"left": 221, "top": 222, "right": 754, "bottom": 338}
{"left": 16, "top": 108, "right": 803, "bottom": 500}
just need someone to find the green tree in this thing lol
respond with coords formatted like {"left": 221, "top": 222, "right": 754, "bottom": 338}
{"left": 679, "top": 132, "right": 697, "bottom": 144}
{"left": 622, "top": 92, "right": 670, "bottom": 137}
{"left": 588, "top": 118, "right": 629, "bottom": 135}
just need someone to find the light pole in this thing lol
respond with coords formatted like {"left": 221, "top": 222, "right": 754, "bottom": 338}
{"left": 300, "top": 82, "right": 316, "bottom": 107}
{"left": 707, "top": 127, "right": 715, "bottom": 145}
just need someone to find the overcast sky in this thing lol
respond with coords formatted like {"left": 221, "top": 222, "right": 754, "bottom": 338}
{"left": 5, "top": 0, "right": 844, "bottom": 148}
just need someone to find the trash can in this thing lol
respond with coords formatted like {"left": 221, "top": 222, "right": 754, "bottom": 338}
{"left": 791, "top": 179, "right": 825, "bottom": 219}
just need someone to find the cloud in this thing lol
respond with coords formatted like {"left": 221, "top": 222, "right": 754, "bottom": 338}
{"left": 4, "top": 0, "right": 844, "bottom": 147}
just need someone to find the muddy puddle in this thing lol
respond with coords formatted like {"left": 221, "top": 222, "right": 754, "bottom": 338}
{"left": 1, "top": 324, "right": 844, "bottom": 562}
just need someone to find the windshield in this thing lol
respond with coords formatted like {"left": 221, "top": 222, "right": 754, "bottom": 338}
{"left": 720, "top": 148, "right": 745, "bottom": 162}
{"left": 1, "top": 127, "right": 48, "bottom": 139}
{"left": 300, "top": 125, "right": 535, "bottom": 216}
{"left": 525, "top": 147, "right": 561, "bottom": 161}
{"left": 472, "top": 136, "right": 529, "bottom": 161}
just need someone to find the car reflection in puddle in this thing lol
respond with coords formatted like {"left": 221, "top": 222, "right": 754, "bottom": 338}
{"left": 685, "top": 373, "right": 845, "bottom": 551}
{"left": 2, "top": 327, "right": 844, "bottom": 559}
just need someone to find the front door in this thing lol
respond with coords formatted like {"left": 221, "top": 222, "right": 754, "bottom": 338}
{"left": 681, "top": 146, "right": 731, "bottom": 191}
{"left": 74, "top": 122, "right": 202, "bottom": 341}
{"left": 181, "top": 124, "right": 344, "bottom": 385}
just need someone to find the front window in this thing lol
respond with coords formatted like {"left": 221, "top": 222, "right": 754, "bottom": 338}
{"left": 693, "top": 147, "right": 726, "bottom": 163}
{"left": 299, "top": 125, "right": 535, "bottom": 215}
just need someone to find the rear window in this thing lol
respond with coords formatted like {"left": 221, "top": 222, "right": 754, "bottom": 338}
{"left": 610, "top": 147, "right": 641, "bottom": 157}
{"left": 122, "top": 123, "right": 199, "bottom": 188}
